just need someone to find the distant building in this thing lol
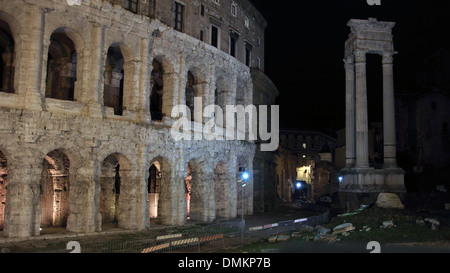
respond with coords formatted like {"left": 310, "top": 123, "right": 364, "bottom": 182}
{"left": 396, "top": 48, "right": 450, "bottom": 175}
{"left": 396, "top": 91, "right": 450, "bottom": 172}
{"left": 275, "top": 130, "right": 337, "bottom": 202}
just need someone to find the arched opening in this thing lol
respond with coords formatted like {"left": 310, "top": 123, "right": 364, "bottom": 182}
{"left": 100, "top": 154, "right": 122, "bottom": 226}
{"left": 150, "top": 59, "right": 164, "bottom": 121}
{"left": 40, "top": 150, "right": 71, "bottom": 228}
{"left": 185, "top": 71, "right": 196, "bottom": 121}
{"left": 104, "top": 45, "right": 124, "bottom": 115}
{"left": 0, "top": 150, "right": 7, "bottom": 231}
{"left": 0, "top": 19, "right": 15, "bottom": 93}
{"left": 45, "top": 30, "right": 77, "bottom": 101}
{"left": 214, "top": 161, "right": 229, "bottom": 219}
{"left": 147, "top": 161, "right": 161, "bottom": 218}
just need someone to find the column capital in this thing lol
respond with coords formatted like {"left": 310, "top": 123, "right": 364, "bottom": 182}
{"left": 354, "top": 50, "right": 366, "bottom": 63}
{"left": 382, "top": 51, "right": 396, "bottom": 64}
{"left": 343, "top": 56, "right": 354, "bottom": 70}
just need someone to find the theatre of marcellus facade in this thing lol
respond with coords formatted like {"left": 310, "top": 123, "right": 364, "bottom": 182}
{"left": 0, "top": 0, "right": 279, "bottom": 238}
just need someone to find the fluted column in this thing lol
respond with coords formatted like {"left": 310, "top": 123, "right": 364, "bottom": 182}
{"left": 354, "top": 50, "right": 369, "bottom": 168}
{"left": 344, "top": 56, "right": 356, "bottom": 168}
{"left": 382, "top": 52, "right": 397, "bottom": 168}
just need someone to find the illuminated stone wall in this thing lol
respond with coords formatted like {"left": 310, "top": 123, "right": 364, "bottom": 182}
{"left": 0, "top": 0, "right": 258, "bottom": 238}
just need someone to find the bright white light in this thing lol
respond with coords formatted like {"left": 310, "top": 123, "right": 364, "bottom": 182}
{"left": 296, "top": 182, "right": 302, "bottom": 189}
{"left": 242, "top": 171, "right": 249, "bottom": 180}
{"left": 338, "top": 176, "right": 343, "bottom": 183}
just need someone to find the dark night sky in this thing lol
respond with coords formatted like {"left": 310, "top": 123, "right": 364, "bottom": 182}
{"left": 248, "top": 0, "right": 450, "bottom": 137}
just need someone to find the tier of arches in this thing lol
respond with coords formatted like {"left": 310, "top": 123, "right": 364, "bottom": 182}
{"left": 0, "top": 13, "right": 251, "bottom": 121}
{"left": 0, "top": 147, "right": 251, "bottom": 236}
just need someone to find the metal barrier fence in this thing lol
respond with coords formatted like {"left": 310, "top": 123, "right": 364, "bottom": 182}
{"left": 35, "top": 205, "right": 330, "bottom": 253}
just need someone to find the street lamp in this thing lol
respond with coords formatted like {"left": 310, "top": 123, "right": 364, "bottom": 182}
{"left": 240, "top": 170, "right": 249, "bottom": 245}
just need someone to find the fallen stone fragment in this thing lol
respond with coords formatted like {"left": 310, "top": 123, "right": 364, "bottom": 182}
{"left": 332, "top": 223, "right": 355, "bottom": 234}
{"left": 291, "top": 232, "right": 302, "bottom": 238}
{"left": 316, "top": 225, "right": 331, "bottom": 235}
{"left": 424, "top": 218, "right": 440, "bottom": 230}
{"left": 268, "top": 236, "right": 278, "bottom": 243}
{"left": 376, "top": 193, "right": 405, "bottom": 209}
{"left": 381, "top": 220, "right": 394, "bottom": 228}
{"left": 416, "top": 219, "right": 425, "bottom": 226}
{"left": 313, "top": 234, "right": 338, "bottom": 243}
{"left": 276, "top": 235, "right": 290, "bottom": 242}
{"left": 268, "top": 234, "right": 291, "bottom": 243}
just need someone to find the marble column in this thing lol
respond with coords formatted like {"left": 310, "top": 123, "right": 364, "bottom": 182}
{"left": 354, "top": 50, "right": 369, "bottom": 168}
{"left": 344, "top": 56, "right": 356, "bottom": 168}
{"left": 382, "top": 52, "right": 397, "bottom": 168}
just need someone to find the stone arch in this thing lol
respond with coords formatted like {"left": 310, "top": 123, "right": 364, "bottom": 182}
{"left": 185, "top": 66, "right": 209, "bottom": 121}
{"left": 0, "top": 17, "right": 15, "bottom": 93}
{"left": 99, "top": 153, "right": 132, "bottom": 228}
{"left": 185, "top": 71, "right": 197, "bottom": 121}
{"left": 45, "top": 28, "right": 80, "bottom": 101}
{"left": 103, "top": 42, "right": 136, "bottom": 116}
{"left": 104, "top": 44, "right": 125, "bottom": 115}
{"left": 150, "top": 58, "right": 164, "bottom": 121}
{"left": 184, "top": 158, "right": 208, "bottom": 222}
{"left": 0, "top": 149, "right": 7, "bottom": 231}
{"left": 147, "top": 156, "right": 171, "bottom": 222}
{"left": 39, "top": 150, "right": 73, "bottom": 228}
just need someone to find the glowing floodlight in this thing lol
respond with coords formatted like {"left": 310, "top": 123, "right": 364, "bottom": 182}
{"left": 338, "top": 176, "right": 343, "bottom": 183}
{"left": 242, "top": 171, "right": 249, "bottom": 181}
{"left": 296, "top": 182, "right": 302, "bottom": 189}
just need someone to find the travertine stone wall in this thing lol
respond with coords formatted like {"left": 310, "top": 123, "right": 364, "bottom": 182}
{"left": 0, "top": 0, "right": 256, "bottom": 238}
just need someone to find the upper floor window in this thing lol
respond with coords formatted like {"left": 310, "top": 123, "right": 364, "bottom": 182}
{"left": 229, "top": 30, "right": 239, "bottom": 58}
{"left": 245, "top": 42, "right": 253, "bottom": 67}
{"left": 0, "top": 19, "right": 15, "bottom": 94}
{"left": 211, "top": 25, "right": 219, "bottom": 48}
{"left": 244, "top": 16, "right": 250, "bottom": 29}
{"left": 200, "top": 4, "right": 205, "bottom": 16}
{"left": 124, "top": 0, "right": 138, "bottom": 13}
{"left": 231, "top": 3, "right": 238, "bottom": 17}
{"left": 174, "top": 2, "right": 185, "bottom": 32}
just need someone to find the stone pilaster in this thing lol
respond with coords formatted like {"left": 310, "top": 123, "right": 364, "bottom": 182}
{"left": 86, "top": 24, "right": 105, "bottom": 117}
